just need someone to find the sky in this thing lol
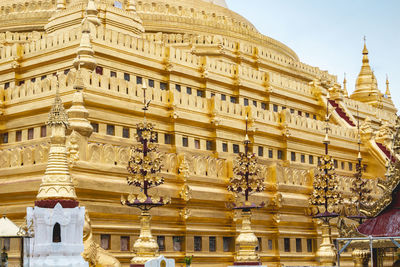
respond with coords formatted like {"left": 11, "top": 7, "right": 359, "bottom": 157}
{"left": 225, "top": 0, "right": 400, "bottom": 109}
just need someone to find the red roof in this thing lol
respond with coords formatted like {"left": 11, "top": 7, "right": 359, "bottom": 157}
{"left": 358, "top": 191, "right": 400, "bottom": 237}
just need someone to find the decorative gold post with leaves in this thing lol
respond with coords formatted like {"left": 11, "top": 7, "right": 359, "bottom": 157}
{"left": 227, "top": 116, "right": 265, "bottom": 265}
{"left": 346, "top": 106, "right": 371, "bottom": 222}
{"left": 309, "top": 94, "right": 341, "bottom": 266}
{"left": 121, "top": 82, "right": 170, "bottom": 267}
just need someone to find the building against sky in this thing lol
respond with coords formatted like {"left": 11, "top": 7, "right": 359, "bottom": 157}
{"left": 0, "top": 0, "right": 398, "bottom": 266}
{"left": 226, "top": 0, "right": 400, "bottom": 108}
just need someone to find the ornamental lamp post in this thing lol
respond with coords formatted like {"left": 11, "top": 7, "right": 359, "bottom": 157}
{"left": 309, "top": 93, "right": 341, "bottom": 266}
{"left": 227, "top": 115, "right": 265, "bottom": 266}
{"left": 121, "top": 81, "right": 170, "bottom": 267}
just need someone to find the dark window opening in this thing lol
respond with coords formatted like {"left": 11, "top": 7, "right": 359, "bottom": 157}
{"left": 182, "top": 137, "right": 188, "bottom": 147}
{"left": 349, "top": 162, "right": 353, "bottom": 171}
{"left": 301, "top": 154, "right": 305, "bottom": 163}
{"left": 284, "top": 238, "right": 290, "bottom": 252}
{"left": 1, "top": 133, "right": 8, "bottom": 144}
{"left": 40, "top": 125, "right": 47, "bottom": 138}
{"left": 52, "top": 223, "right": 61, "bottom": 243}
{"left": 186, "top": 87, "right": 192, "bottom": 94}
{"left": 157, "top": 236, "right": 165, "bottom": 251}
{"left": 305, "top": 113, "right": 310, "bottom": 118}
{"left": 244, "top": 98, "right": 249, "bottom": 106}
{"left": 298, "top": 111, "right": 302, "bottom": 116}
{"left": 96, "top": 66, "right": 103, "bottom": 75}
{"left": 120, "top": 236, "right": 130, "bottom": 251}
{"left": 258, "top": 146, "right": 263, "bottom": 157}
{"left": 136, "top": 76, "right": 143, "bottom": 84}
{"left": 261, "top": 103, "right": 267, "bottom": 110}
{"left": 164, "top": 134, "right": 172, "bottom": 144}
{"left": 222, "top": 143, "right": 228, "bottom": 152}
{"left": 268, "top": 149, "right": 273, "bottom": 158}
{"left": 273, "top": 104, "right": 278, "bottom": 112}
{"left": 4, "top": 82, "right": 10, "bottom": 89}
{"left": 124, "top": 73, "right": 130, "bottom": 81}
{"left": 173, "top": 236, "right": 183, "bottom": 251}
{"left": 148, "top": 79, "right": 155, "bottom": 88}
{"left": 91, "top": 123, "right": 99, "bottom": 133}
{"left": 223, "top": 237, "right": 234, "bottom": 252}
{"left": 16, "top": 130, "right": 22, "bottom": 142}
{"left": 309, "top": 155, "right": 314, "bottom": 164}
{"left": 206, "top": 140, "right": 213, "bottom": 151}
{"left": 28, "top": 128, "right": 34, "bottom": 140}
{"left": 334, "top": 159, "right": 338, "bottom": 168}
{"left": 195, "top": 139, "right": 200, "bottom": 149}
{"left": 175, "top": 84, "right": 181, "bottom": 92}
{"left": 291, "top": 152, "right": 296, "bottom": 161}
{"left": 253, "top": 100, "right": 257, "bottom": 107}
{"left": 107, "top": 125, "right": 115, "bottom": 136}
{"left": 64, "top": 69, "right": 70, "bottom": 75}
{"left": 221, "top": 94, "right": 226, "bottom": 101}
{"left": 100, "top": 234, "right": 110, "bottom": 250}
{"left": 307, "top": 239, "right": 313, "bottom": 252}
{"left": 197, "top": 90, "right": 205, "bottom": 98}
{"left": 233, "top": 144, "right": 240, "bottom": 154}
{"left": 123, "top": 127, "right": 130, "bottom": 138}
{"left": 268, "top": 239, "right": 273, "bottom": 250}
{"left": 296, "top": 238, "right": 302, "bottom": 252}
{"left": 194, "top": 236, "right": 202, "bottom": 251}
{"left": 277, "top": 150, "right": 283, "bottom": 160}
{"left": 230, "top": 96, "right": 237, "bottom": 104}
{"left": 256, "top": 237, "right": 262, "bottom": 252}
{"left": 290, "top": 108, "right": 295, "bottom": 114}
{"left": 209, "top": 236, "right": 216, "bottom": 252}
{"left": 160, "top": 82, "right": 167, "bottom": 90}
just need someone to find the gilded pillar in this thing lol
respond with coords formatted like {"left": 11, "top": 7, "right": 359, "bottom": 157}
{"left": 130, "top": 210, "right": 159, "bottom": 265}
{"left": 316, "top": 222, "right": 336, "bottom": 266}
{"left": 234, "top": 209, "right": 259, "bottom": 263}
{"left": 352, "top": 248, "right": 370, "bottom": 267}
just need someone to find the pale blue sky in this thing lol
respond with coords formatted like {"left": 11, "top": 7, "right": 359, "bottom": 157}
{"left": 226, "top": 0, "right": 400, "bottom": 110}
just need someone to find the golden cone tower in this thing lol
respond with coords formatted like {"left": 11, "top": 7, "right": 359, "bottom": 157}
{"left": 36, "top": 88, "right": 78, "bottom": 203}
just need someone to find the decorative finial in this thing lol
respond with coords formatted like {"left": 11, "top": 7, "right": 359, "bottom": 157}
{"left": 362, "top": 36, "right": 368, "bottom": 55}
{"left": 73, "top": 57, "right": 85, "bottom": 91}
{"left": 385, "top": 74, "right": 391, "bottom": 99}
{"left": 36, "top": 87, "right": 77, "bottom": 202}
{"left": 142, "top": 80, "right": 150, "bottom": 120}
{"left": 73, "top": 0, "right": 100, "bottom": 71}
{"left": 47, "top": 84, "right": 69, "bottom": 127}
{"left": 244, "top": 115, "right": 250, "bottom": 145}
{"left": 343, "top": 73, "right": 348, "bottom": 97}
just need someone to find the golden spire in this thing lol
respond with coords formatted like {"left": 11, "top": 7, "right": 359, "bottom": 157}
{"left": 351, "top": 37, "right": 380, "bottom": 101}
{"left": 67, "top": 65, "right": 93, "bottom": 137}
{"left": 47, "top": 88, "right": 68, "bottom": 127}
{"left": 36, "top": 87, "right": 77, "bottom": 201}
{"left": 362, "top": 35, "right": 368, "bottom": 55}
{"left": 73, "top": 0, "right": 100, "bottom": 72}
{"left": 385, "top": 74, "right": 391, "bottom": 99}
{"left": 343, "top": 73, "right": 348, "bottom": 97}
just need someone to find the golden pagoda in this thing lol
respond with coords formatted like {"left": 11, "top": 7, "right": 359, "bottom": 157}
{"left": 0, "top": 0, "right": 398, "bottom": 266}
